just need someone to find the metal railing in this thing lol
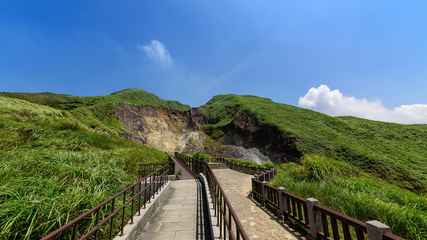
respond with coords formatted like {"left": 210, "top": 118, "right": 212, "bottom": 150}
{"left": 172, "top": 153, "right": 215, "bottom": 240}
{"left": 215, "top": 157, "right": 272, "bottom": 176}
{"left": 196, "top": 175, "right": 215, "bottom": 240}
{"left": 175, "top": 153, "right": 250, "bottom": 240}
{"left": 41, "top": 165, "right": 170, "bottom": 240}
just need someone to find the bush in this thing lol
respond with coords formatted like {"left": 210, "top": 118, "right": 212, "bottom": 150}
{"left": 192, "top": 152, "right": 212, "bottom": 161}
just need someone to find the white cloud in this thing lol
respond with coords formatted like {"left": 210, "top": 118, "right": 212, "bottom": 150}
{"left": 138, "top": 40, "right": 173, "bottom": 66}
{"left": 298, "top": 85, "right": 427, "bottom": 124}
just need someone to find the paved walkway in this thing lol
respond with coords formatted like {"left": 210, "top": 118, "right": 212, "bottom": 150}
{"left": 212, "top": 169, "right": 301, "bottom": 240}
{"left": 137, "top": 179, "right": 197, "bottom": 240}
{"left": 173, "top": 157, "right": 194, "bottom": 180}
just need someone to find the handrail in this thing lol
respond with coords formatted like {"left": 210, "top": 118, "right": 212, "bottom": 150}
{"left": 196, "top": 175, "right": 215, "bottom": 240}
{"left": 41, "top": 165, "right": 170, "bottom": 240}
{"left": 207, "top": 166, "right": 249, "bottom": 240}
{"left": 172, "top": 154, "right": 197, "bottom": 178}
{"left": 215, "top": 157, "right": 273, "bottom": 176}
{"left": 236, "top": 161, "right": 404, "bottom": 240}
{"left": 175, "top": 153, "right": 250, "bottom": 240}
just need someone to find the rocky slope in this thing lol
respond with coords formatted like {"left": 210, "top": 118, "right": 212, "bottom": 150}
{"left": 115, "top": 104, "right": 206, "bottom": 153}
{"left": 115, "top": 104, "right": 274, "bottom": 163}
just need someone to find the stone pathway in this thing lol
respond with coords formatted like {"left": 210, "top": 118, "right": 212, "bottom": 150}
{"left": 137, "top": 179, "right": 197, "bottom": 240}
{"left": 212, "top": 169, "right": 301, "bottom": 240}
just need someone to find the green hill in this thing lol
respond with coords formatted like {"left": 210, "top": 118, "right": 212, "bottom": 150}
{"left": 0, "top": 88, "right": 190, "bottom": 111}
{"left": 200, "top": 94, "right": 427, "bottom": 239}
{"left": 0, "top": 90, "right": 183, "bottom": 239}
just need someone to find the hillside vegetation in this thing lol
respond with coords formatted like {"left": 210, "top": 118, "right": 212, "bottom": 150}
{"left": 200, "top": 94, "right": 427, "bottom": 239}
{"left": 0, "top": 88, "right": 190, "bottom": 111}
{"left": 0, "top": 89, "right": 185, "bottom": 239}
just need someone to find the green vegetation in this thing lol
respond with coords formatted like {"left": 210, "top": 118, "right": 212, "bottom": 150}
{"left": 1, "top": 88, "right": 190, "bottom": 112}
{"left": 201, "top": 94, "right": 427, "bottom": 239}
{"left": 105, "top": 89, "right": 190, "bottom": 111}
{"left": 0, "top": 92, "right": 174, "bottom": 239}
{"left": 223, "top": 157, "right": 273, "bottom": 169}
{"left": 270, "top": 155, "right": 427, "bottom": 240}
{"left": 192, "top": 152, "right": 273, "bottom": 170}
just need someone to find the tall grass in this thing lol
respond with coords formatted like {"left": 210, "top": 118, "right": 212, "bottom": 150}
{"left": 270, "top": 155, "right": 427, "bottom": 240}
{"left": 0, "top": 96, "right": 169, "bottom": 239}
{"left": 0, "top": 149, "right": 168, "bottom": 239}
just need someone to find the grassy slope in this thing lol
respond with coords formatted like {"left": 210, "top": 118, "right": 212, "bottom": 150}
{"left": 0, "top": 88, "right": 190, "bottom": 112}
{"left": 0, "top": 89, "right": 188, "bottom": 239}
{"left": 200, "top": 94, "right": 427, "bottom": 239}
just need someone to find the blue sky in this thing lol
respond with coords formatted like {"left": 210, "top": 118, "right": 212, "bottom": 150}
{"left": 1, "top": 1, "right": 427, "bottom": 123}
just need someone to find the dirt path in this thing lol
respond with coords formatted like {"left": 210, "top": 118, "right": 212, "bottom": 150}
{"left": 212, "top": 169, "right": 302, "bottom": 240}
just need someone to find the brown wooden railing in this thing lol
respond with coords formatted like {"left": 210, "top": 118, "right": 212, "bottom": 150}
{"left": 251, "top": 169, "right": 403, "bottom": 240}
{"left": 175, "top": 153, "right": 250, "bottom": 240}
{"left": 314, "top": 205, "right": 367, "bottom": 240}
{"left": 41, "top": 164, "right": 171, "bottom": 240}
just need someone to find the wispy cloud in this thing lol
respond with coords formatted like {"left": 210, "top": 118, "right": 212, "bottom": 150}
{"left": 138, "top": 40, "right": 173, "bottom": 67}
{"left": 298, "top": 85, "right": 427, "bottom": 124}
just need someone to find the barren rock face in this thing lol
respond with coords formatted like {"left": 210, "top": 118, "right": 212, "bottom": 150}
{"left": 115, "top": 104, "right": 297, "bottom": 164}
{"left": 221, "top": 111, "right": 303, "bottom": 162}
{"left": 115, "top": 104, "right": 206, "bottom": 153}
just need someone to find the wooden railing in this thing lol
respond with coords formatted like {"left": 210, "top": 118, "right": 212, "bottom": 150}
{"left": 314, "top": 205, "right": 367, "bottom": 240}
{"left": 41, "top": 164, "right": 171, "bottom": 240}
{"left": 251, "top": 169, "right": 403, "bottom": 240}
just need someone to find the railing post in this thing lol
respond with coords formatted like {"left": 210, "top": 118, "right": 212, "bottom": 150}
{"left": 366, "top": 220, "right": 391, "bottom": 240}
{"left": 169, "top": 156, "right": 175, "bottom": 175}
{"left": 251, "top": 176, "right": 256, "bottom": 199}
{"left": 306, "top": 198, "right": 321, "bottom": 239}
{"left": 277, "top": 187, "right": 287, "bottom": 220}
{"left": 261, "top": 181, "right": 267, "bottom": 206}
{"left": 130, "top": 185, "right": 135, "bottom": 224}
{"left": 109, "top": 198, "right": 115, "bottom": 239}
{"left": 138, "top": 180, "right": 142, "bottom": 215}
